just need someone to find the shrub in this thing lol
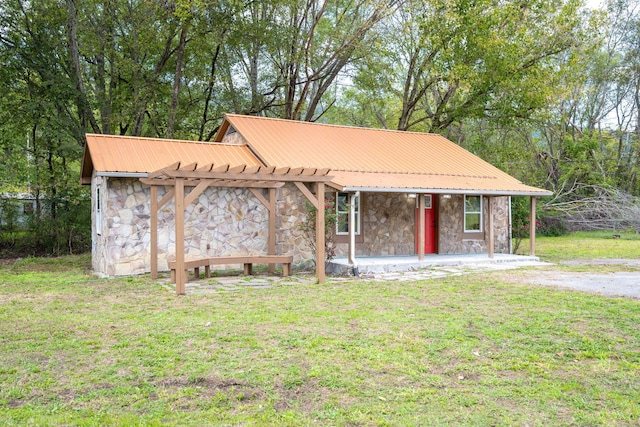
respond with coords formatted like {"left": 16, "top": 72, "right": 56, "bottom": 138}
{"left": 537, "top": 215, "right": 568, "bottom": 237}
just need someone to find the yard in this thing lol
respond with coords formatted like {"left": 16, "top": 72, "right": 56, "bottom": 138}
{"left": 1, "top": 233, "right": 639, "bottom": 426}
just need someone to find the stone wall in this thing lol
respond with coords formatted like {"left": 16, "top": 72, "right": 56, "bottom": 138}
{"left": 274, "top": 190, "right": 417, "bottom": 262}
{"left": 92, "top": 177, "right": 512, "bottom": 276}
{"left": 274, "top": 183, "right": 314, "bottom": 265}
{"left": 333, "top": 192, "right": 416, "bottom": 257}
{"left": 93, "top": 177, "right": 269, "bottom": 277}
{"left": 438, "top": 195, "right": 510, "bottom": 254}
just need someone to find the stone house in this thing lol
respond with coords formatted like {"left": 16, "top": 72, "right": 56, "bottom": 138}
{"left": 81, "top": 114, "right": 551, "bottom": 278}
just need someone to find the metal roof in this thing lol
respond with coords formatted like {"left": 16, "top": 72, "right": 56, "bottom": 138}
{"left": 81, "top": 134, "right": 261, "bottom": 184}
{"left": 81, "top": 117, "right": 552, "bottom": 196}
{"left": 331, "top": 171, "right": 549, "bottom": 196}
{"left": 219, "top": 114, "right": 552, "bottom": 196}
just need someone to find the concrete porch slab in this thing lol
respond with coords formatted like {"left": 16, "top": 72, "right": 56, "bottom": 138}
{"left": 327, "top": 253, "right": 542, "bottom": 275}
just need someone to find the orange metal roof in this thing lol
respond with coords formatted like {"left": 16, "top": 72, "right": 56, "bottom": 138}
{"left": 219, "top": 114, "right": 551, "bottom": 196}
{"left": 330, "top": 171, "right": 549, "bottom": 195}
{"left": 81, "top": 117, "right": 551, "bottom": 196}
{"left": 81, "top": 134, "right": 261, "bottom": 183}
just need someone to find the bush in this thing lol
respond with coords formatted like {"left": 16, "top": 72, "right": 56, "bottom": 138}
{"left": 537, "top": 215, "right": 568, "bottom": 237}
{"left": 510, "top": 197, "right": 530, "bottom": 253}
{"left": 0, "top": 193, "right": 91, "bottom": 258}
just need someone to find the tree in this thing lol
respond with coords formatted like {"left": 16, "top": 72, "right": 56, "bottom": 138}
{"left": 339, "top": 0, "right": 585, "bottom": 133}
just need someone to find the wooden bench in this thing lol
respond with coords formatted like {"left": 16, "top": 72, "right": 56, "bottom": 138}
{"left": 168, "top": 255, "right": 293, "bottom": 283}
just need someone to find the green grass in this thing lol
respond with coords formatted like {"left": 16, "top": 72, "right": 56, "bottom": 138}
{"left": 520, "top": 230, "right": 640, "bottom": 263}
{"left": 1, "top": 243, "right": 639, "bottom": 425}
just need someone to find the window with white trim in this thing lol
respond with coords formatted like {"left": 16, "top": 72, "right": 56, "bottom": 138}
{"left": 464, "top": 195, "right": 482, "bottom": 232}
{"left": 336, "top": 192, "right": 360, "bottom": 235}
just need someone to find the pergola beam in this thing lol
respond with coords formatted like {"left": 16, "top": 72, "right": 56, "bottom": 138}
{"left": 162, "top": 170, "right": 333, "bottom": 182}
{"left": 184, "top": 180, "right": 213, "bottom": 206}
{"left": 175, "top": 178, "right": 186, "bottom": 295}
{"left": 148, "top": 161, "right": 180, "bottom": 179}
{"left": 141, "top": 178, "right": 284, "bottom": 189}
{"left": 315, "top": 182, "right": 325, "bottom": 283}
{"left": 294, "top": 182, "right": 318, "bottom": 208}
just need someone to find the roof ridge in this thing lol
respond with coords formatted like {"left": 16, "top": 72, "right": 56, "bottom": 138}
{"left": 224, "top": 114, "right": 443, "bottom": 137}
{"left": 86, "top": 133, "right": 244, "bottom": 147}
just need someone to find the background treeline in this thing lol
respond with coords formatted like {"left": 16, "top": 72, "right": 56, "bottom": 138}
{"left": 0, "top": 0, "right": 638, "bottom": 256}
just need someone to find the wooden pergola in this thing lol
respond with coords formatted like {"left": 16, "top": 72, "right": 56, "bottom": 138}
{"left": 140, "top": 162, "right": 340, "bottom": 295}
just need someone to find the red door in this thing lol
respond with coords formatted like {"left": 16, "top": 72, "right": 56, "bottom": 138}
{"left": 415, "top": 194, "right": 437, "bottom": 254}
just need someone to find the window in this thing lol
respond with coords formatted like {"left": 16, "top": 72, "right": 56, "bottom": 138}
{"left": 96, "top": 186, "right": 102, "bottom": 236}
{"left": 424, "top": 194, "right": 432, "bottom": 209}
{"left": 336, "top": 192, "right": 360, "bottom": 235}
{"left": 464, "top": 195, "right": 482, "bottom": 232}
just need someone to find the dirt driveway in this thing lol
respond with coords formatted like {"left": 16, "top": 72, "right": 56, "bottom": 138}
{"left": 514, "top": 259, "right": 640, "bottom": 299}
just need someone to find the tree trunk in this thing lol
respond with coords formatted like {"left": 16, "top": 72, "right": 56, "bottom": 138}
{"left": 167, "top": 22, "right": 189, "bottom": 138}
{"left": 199, "top": 43, "right": 222, "bottom": 141}
{"left": 66, "top": 0, "right": 100, "bottom": 143}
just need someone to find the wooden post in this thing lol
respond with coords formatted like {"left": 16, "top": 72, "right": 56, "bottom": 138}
{"left": 530, "top": 196, "right": 536, "bottom": 256}
{"left": 418, "top": 194, "right": 425, "bottom": 260}
{"left": 268, "top": 188, "right": 276, "bottom": 273}
{"left": 150, "top": 185, "right": 158, "bottom": 279}
{"left": 348, "top": 192, "right": 356, "bottom": 265}
{"left": 487, "top": 196, "right": 494, "bottom": 259}
{"left": 175, "top": 178, "right": 186, "bottom": 295}
{"left": 316, "top": 182, "right": 325, "bottom": 283}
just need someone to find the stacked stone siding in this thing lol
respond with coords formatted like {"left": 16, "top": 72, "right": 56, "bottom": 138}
{"left": 333, "top": 192, "right": 416, "bottom": 257}
{"left": 92, "top": 177, "right": 269, "bottom": 277}
{"left": 91, "top": 177, "right": 511, "bottom": 276}
{"left": 274, "top": 184, "right": 314, "bottom": 265}
{"left": 438, "top": 194, "right": 510, "bottom": 254}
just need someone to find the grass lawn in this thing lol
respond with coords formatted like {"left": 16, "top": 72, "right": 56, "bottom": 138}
{"left": 521, "top": 230, "right": 640, "bottom": 263}
{"left": 1, "top": 237, "right": 639, "bottom": 426}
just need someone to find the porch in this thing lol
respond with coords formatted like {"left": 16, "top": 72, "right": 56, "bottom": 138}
{"left": 327, "top": 253, "right": 542, "bottom": 275}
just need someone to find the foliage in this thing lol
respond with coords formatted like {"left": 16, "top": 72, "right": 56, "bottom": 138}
{"left": 331, "top": 0, "right": 585, "bottom": 132}
{"left": 510, "top": 197, "right": 531, "bottom": 254}
{"left": 1, "top": 0, "right": 640, "bottom": 256}
{"left": 0, "top": 198, "right": 21, "bottom": 232}
{"left": 536, "top": 214, "right": 569, "bottom": 237}
{"left": 298, "top": 198, "right": 339, "bottom": 267}
{"left": 0, "top": 195, "right": 91, "bottom": 258}
{"left": 1, "top": 252, "right": 639, "bottom": 424}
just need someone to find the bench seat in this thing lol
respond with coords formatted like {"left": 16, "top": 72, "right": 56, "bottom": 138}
{"left": 168, "top": 255, "right": 293, "bottom": 282}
